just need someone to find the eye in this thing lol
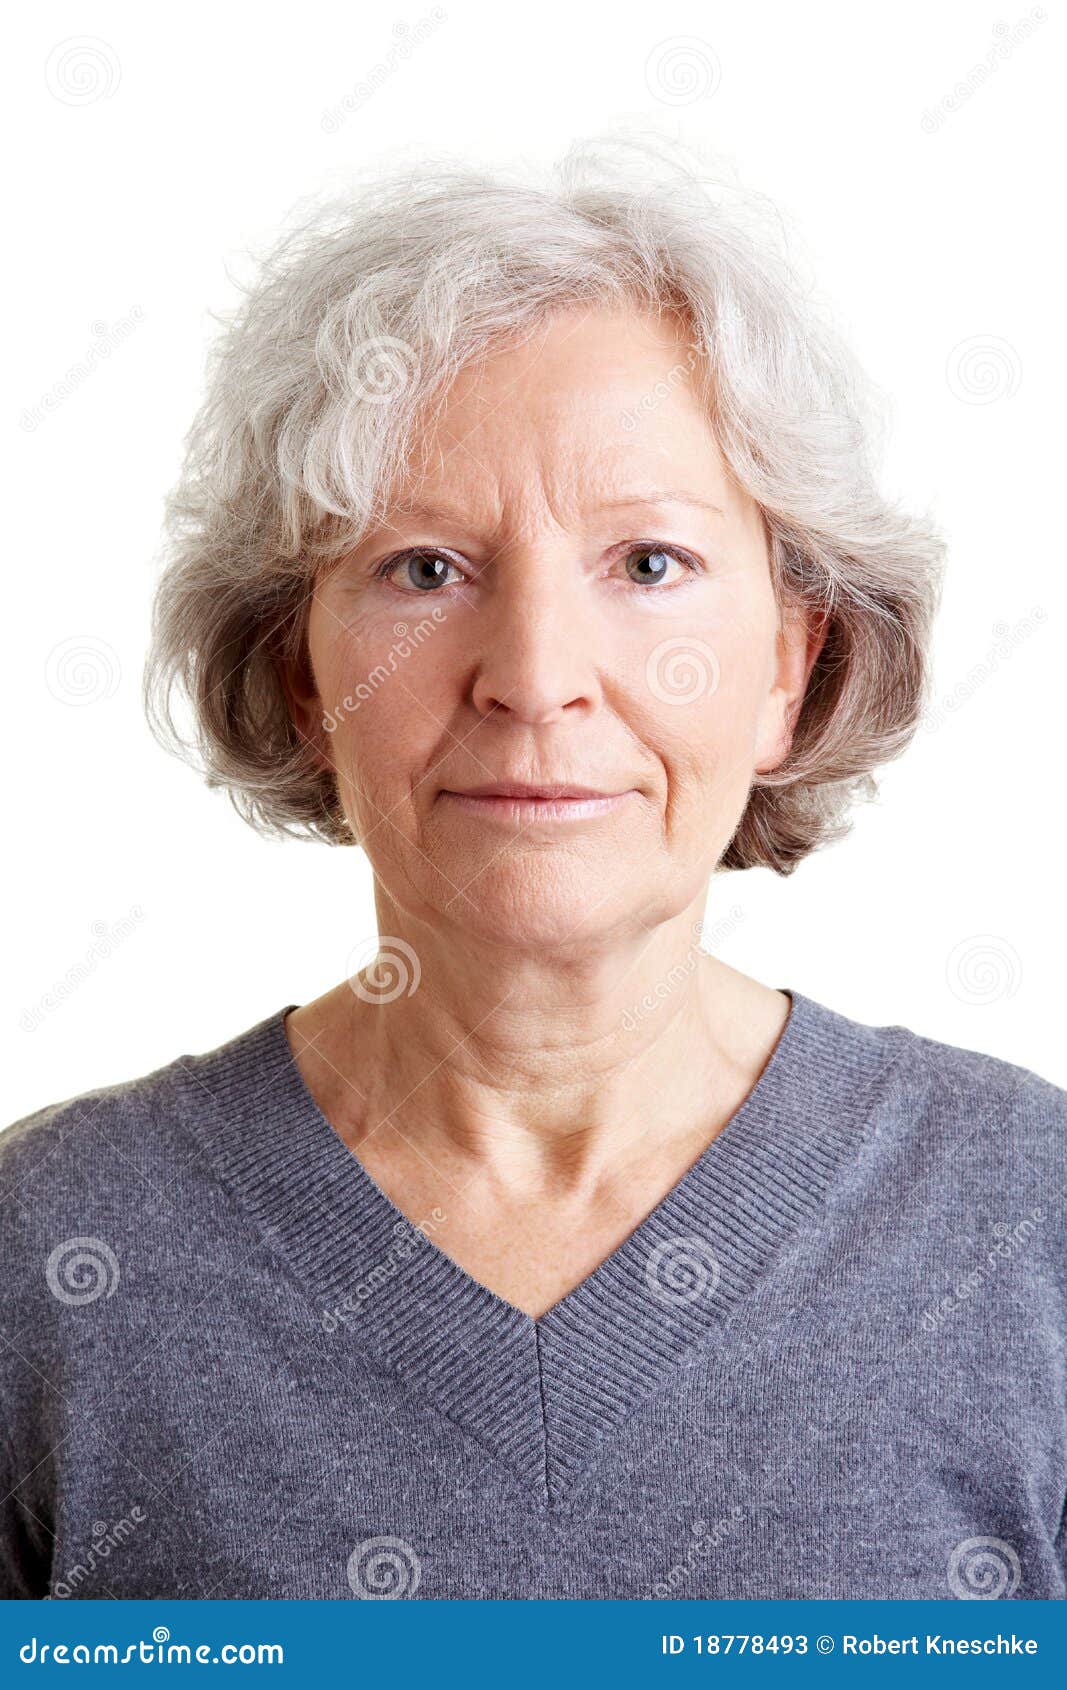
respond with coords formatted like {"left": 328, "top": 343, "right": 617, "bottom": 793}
{"left": 372, "top": 542, "right": 699, "bottom": 591}
{"left": 621, "top": 544, "right": 697, "bottom": 587}
{"left": 373, "top": 549, "right": 463, "bottom": 592}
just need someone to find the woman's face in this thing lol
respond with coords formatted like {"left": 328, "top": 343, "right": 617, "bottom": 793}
{"left": 289, "top": 302, "right": 821, "bottom": 952}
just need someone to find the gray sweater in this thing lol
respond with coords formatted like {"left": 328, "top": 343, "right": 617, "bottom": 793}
{"left": 1, "top": 989, "right": 1064, "bottom": 1600}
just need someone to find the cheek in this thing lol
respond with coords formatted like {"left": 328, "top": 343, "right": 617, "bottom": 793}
{"left": 313, "top": 609, "right": 408, "bottom": 724}
{"left": 658, "top": 727, "right": 746, "bottom": 828}
{"left": 318, "top": 603, "right": 454, "bottom": 708}
{"left": 645, "top": 627, "right": 764, "bottom": 761}
{"left": 316, "top": 640, "right": 449, "bottom": 833}
{"left": 646, "top": 660, "right": 766, "bottom": 845}
{"left": 326, "top": 703, "right": 417, "bottom": 822}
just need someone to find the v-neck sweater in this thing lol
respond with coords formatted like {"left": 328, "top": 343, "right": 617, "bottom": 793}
{"left": 1, "top": 988, "right": 1065, "bottom": 1600}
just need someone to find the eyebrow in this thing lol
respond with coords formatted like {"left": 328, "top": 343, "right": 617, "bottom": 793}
{"left": 593, "top": 490, "right": 726, "bottom": 518}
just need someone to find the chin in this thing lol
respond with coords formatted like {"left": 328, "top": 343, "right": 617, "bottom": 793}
{"left": 436, "top": 858, "right": 634, "bottom": 955}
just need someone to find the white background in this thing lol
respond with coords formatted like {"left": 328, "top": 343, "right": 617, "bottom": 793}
{"left": 6, "top": 0, "right": 1063, "bottom": 1123}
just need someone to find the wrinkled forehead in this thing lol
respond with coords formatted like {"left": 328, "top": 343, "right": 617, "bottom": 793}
{"left": 377, "top": 304, "right": 736, "bottom": 535}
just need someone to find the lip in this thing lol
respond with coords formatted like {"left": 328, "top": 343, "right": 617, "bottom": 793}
{"left": 448, "top": 783, "right": 622, "bottom": 800}
{"left": 439, "top": 783, "right": 635, "bottom": 822}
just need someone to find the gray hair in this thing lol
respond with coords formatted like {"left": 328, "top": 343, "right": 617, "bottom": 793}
{"left": 142, "top": 131, "right": 946, "bottom": 874}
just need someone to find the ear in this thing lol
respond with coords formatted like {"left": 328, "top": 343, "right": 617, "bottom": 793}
{"left": 753, "top": 601, "right": 830, "bottom": 777}
{"left": 277, "top": 651, "right": 333, "bottom": 774}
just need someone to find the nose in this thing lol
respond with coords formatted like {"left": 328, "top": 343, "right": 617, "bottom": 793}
{"left": 470, "top": 551, "right": 602, "bottom": 724}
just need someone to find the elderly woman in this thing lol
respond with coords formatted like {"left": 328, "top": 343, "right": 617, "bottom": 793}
{"left": 2, "top": 138, "right": 1064, "bottom": 1604}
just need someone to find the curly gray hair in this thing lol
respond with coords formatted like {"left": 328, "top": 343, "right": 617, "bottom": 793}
{"left": 142, "top": 131, "right": 946, "bottom": 874}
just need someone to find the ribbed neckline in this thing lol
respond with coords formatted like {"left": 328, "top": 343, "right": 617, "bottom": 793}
{"left": 180, "top": 987, "right": 903, "bottom": 1507}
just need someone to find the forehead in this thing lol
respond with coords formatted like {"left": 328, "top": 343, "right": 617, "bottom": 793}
{"left": 392, "top": 301, "right": 729, "bottom": 516}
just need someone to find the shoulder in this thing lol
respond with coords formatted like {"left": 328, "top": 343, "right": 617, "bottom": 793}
{"left": 0, "top": 1053, "right": 189, "bottom": 1433}
{"left": 811, "top": 986, "right": 1067, "bottom": 1139}
{"left": 0, "top": 1055, "right": 197, "bottom": 1344}
{"left": 0, "top": 1008, "right": 281, "bottom": 1275}
{"left": 806, "top": 989, "right": 1064, "bottom": 1222}
{"left": 0, "top": 1048, "right": 185, "bottom": 1212}
{"left": 0, "top": 1011, "right": 288, "bottom": 1467}
{"left": 856, "top": 1010, "right": 1065, "bottom": 1271}
{"left": 895, "top": 1016, "right": 1067, "bottom": 1153}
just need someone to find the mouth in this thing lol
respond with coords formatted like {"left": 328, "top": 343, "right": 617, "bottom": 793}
{"left": 438, "top": 783, "right": 636, "bottom": 823}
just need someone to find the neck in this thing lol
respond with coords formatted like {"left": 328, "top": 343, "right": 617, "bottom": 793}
{"left": 287, "top": 898, "right": 789, "bottom": 1197}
